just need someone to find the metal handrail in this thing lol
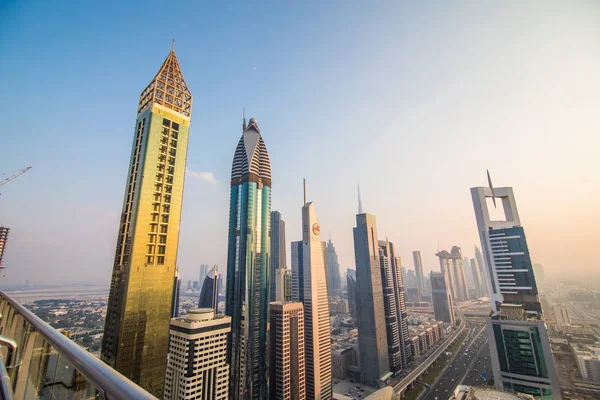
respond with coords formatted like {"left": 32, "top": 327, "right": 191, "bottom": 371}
{"left": 0, "top": 356, "right": 13, "bottom": 400}
{"left": 0, "top": 337, "right": 17, "bottom": 370}
{"left": 0, "top": 291, "right": 157, "bottom": 400}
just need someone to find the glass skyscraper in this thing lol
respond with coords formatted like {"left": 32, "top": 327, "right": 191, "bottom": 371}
{"left": 353, "top": 213, "right": 391, "bottom": 387}
{"left": 225, "top": 117, "right": 272, "bottom": 400}
{"left": 101, "top": 47, "right": 192, "bottom": 397}
{"left": 471, "top": 185, "right": 561, "bottom": 399}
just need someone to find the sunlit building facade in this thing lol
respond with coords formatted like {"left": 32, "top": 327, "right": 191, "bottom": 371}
{"left": 101, "top": 47, "right": 192, "bottom": 397}
{"left": 300, "top": 197, "right": 332, "bottom": 400}
{"left": 225, "top": 117, "right": 272, "bottom": 400}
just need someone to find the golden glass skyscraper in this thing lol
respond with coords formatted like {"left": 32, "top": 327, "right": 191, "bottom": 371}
{"left": 101, "top": 46, "right": 192, "bottom": 397}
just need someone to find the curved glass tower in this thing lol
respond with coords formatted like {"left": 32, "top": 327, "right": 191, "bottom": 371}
{"left": 226, "top": 117, "right": 272, "bottom": 400}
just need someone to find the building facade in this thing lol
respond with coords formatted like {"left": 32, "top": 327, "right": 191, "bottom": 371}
{"left": 172, "top": 268, "right": 181, "bottom": 318}
{"left": 471, "top": 185, "right": 561, "bottom": 399}
{"left": 270, "top": 211, "right": 286, "bottom": 301}
{"left": 291, "top": 241, "right": 303, "bottom": 302}
{"left": 0, "top": 226, "right": 9, "bottom": 269}
{"left": 225, "top": 117, "right": 272, "bottom": 400}
{"left": 353, "top": 213, "right": 391, "bottom": 387}
{"left": 379, "top": 240, "right": 410, "bottom": 374}
{"left": 269, "top": 302, "right": 306, "bottom": 400}
{"left": 430, "top": 271, "right": 456, "bottom": 327}
{"left": 199, "top": 265, "right": 219, "bottom": 314}
{"left": 101, "top": 48, "right": 192, "bottom": 397}
{"left": 474, "top": 245, "right": 489, "bottom": 297}
{"left": 346, "top": 269, "right": 357, "bottom": 318}
{"left": 300, "top": 197, "right": 332, "bottom": 400}
{"left": 164, "top": 309, "right": 230, "bottom": 400}
{"left": 325, "top": 239, "right": 341, "bottom": 296}
{"left": 412, "top": 251, "right": 424, "bottom": 302}
{"left": 436, "top": 247, "right": 469, "bottom": 301}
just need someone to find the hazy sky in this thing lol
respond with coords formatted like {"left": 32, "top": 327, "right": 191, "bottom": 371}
{"left": 1, "top": 1, "right": 599, "bottom": 286}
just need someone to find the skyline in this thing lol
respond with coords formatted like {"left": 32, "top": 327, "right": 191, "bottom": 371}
{"left": 2, "top": 1, "right": 600, "bottom": 286}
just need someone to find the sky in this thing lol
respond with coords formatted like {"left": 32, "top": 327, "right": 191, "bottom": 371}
{"left": 1, "top": 1, "right": 599, "bottom": 286}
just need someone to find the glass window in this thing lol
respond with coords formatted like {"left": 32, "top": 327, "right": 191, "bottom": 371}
{"left": 157, "top": 256, "right": 165, "bottom": 264}
{"left": 162, "top": 118, "right": 170, "bottom": 127}
{"left": 158, "top": 245, "right": 166, "bottom": 254}
{"left": 171, "top": 122, "right": 179, "bottom": 131}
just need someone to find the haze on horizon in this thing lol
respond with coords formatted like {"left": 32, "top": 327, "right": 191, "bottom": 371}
{"left": 1, "top": 1, "right": 598, "bottom": 286}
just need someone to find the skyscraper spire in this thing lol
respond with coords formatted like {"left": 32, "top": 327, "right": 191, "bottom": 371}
{"left": 358, "top": 184, "right": 364, "bottom": 214}
{"left": 303, "top": 178, "right": 307, "bottom": 205}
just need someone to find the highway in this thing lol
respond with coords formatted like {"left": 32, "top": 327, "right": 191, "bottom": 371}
{"left": 420, "top": 318, "right": 490, "bottom": 400}
{"left": 393, "top": 311, "right": 466, "bottom": 394}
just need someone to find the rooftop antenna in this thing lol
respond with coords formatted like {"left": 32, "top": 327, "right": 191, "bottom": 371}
{"left": 171, "top": 38, "right": 175, "bottom": 51}
{"left": 303, "top": 178, "right": 307, "bottom": 205}
{"left": 242, "top": 108, "right": 247, "bottom": 131}
{"left": 358, "top": 184, "right": 364, "bottom": 214}
{"left": 487, "top": 169, "right": 497, "bottom": 208}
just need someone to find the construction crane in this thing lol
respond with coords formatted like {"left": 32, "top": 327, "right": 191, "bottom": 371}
{"left": 0, "top": 166, "right": 32, "bottom": 195}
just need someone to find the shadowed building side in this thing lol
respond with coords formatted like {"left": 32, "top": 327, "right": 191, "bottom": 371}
{"left": 101, "top": 47, "right": 192, "bottom": 397}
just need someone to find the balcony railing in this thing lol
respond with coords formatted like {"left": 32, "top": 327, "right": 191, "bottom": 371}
{"left": 0, "top": 290, "right": 156, "bottom": 400}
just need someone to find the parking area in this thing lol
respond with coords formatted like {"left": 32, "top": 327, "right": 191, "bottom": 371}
{"left": 333, "top": 379, "right": 376, "bottom": 399}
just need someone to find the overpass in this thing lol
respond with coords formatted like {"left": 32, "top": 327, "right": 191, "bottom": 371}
{"left": 392, "top": 310, "right": 466, "bottom": 397}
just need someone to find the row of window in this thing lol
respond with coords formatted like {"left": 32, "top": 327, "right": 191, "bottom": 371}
{"left": 146, "top": 118, "right": 179, "bottom": 264}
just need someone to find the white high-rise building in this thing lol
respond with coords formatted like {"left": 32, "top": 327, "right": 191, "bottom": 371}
{"left": 300, "top": 183, "right": 332, "bottom": 400}
{"left": 164, "top": 309, "right": 230, "bottom": 400}
{"left": 471, "top": 183, "right": 561, "bottom": 399}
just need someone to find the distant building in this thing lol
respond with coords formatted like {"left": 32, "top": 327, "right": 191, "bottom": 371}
{"left": 437, "top": 247, "right": 469, "bottom": 301}
{"left": 275, "top": 268, "right": 292, "bottom": 302}
{"left": 353, "top": 213, "right": 391, "bottom": 387}
{"left": 199, "top": 263, "right": 209, "bottom": 291}
{"left": 331, "top": 346, "right": 357, "bottom": 380}
{"left": 412, "top": 251, "right": 424, "bottom": 302}
{"left": 379, "top": 240, "right": 410, "bottom": 373}
{"left": 270, "top": 302, "right": 305, "bottom": 400}
{"left": 405, "top": 269, "right": 416, "bottom": 288}
{"left": 474, "top": 245, "right": 489, "bottom": 297}
{"left": 347, "top": 269, "right": 357, "bottom": 318}
{"left": 270, "top": 211, "right": 287, "bottom": 302}
{"left": 164, "top": 309, "right": 230, "bottom": 400}
{"left": 291, "top": 241, "right": 303, "bottom": 302}
{"left": 199, "top": 265, "right": 219, "bottom": 314}
{"left": 430, "top": 272, "right": 456, "bottom": 326}
{"left": 326, "top": 240, "right": 341, "bottom": 296}
{"left": 469, "top": 257, "right": 485, "bottom": 298}
{"left": 553, "top": 305, "right": 571, "bottom": 327}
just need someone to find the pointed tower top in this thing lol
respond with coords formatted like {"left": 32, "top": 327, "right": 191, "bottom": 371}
{"left": 138, "top": 46, "right": 192, "bottom": 118}
{"left": 358, "top": 184, "right": 364, "bottom": 214}
{"left": 303, "top": 178, "right": 307, "bottom": 205}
